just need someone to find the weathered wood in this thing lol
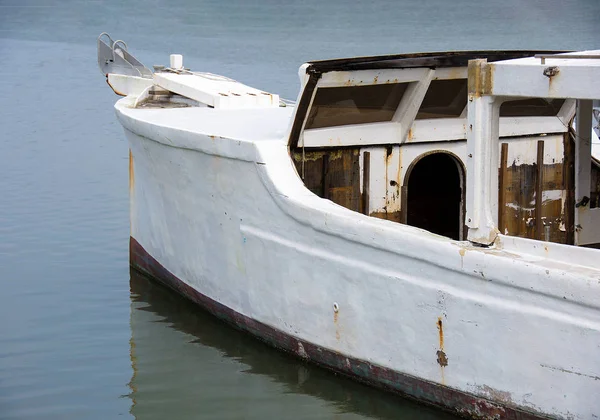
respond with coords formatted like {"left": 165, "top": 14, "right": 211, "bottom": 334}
{"left": 292, "top": 150, "right": 325, "bottom": 197}
{"left": 362, "top": 151, "right": 370, "bottom": 215}
{"left": 322, "top": 154, "right": 330, "bottom": 200}
{"left": 564, "top": 132, "right": 575, "bottom": 245}
{"left": 499, "top": 142, "right": 508, "bottom": 233}
{"left": 536, "top": 140, "right": 544, "bottom": 240}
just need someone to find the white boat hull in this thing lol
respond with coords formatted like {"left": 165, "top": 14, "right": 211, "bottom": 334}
{"left": 119, "top": 97, "right": 600, "bottom": 419}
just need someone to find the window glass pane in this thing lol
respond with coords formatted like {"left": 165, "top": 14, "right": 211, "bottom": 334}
{"left": 500, "top": 98, "right": 565, "bottom": 117}
{"left": 305, "top": 83, "right": 408, "bottom": 129}
{"left": 416, "top": 79, "right": 468, "bottom": 119}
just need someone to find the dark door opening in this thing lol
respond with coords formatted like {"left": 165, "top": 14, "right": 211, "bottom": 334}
{"left": 406, "top": 153, "right": 463, "bottom": 240}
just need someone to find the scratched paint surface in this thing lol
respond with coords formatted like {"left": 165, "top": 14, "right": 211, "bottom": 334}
{"left": 1, "top": 0, "right": 599, "bottom": 419}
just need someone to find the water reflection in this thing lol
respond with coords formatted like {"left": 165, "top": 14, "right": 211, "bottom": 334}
{"left": 128, "top": 269, "right": 457, "bottom": 420}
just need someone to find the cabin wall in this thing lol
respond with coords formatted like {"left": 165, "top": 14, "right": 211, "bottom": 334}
{"left": 293, "top": 134, "right": 575, "bottom": 245}
{"left": 498, "top": 134, "right": 574, "bottom": 244}
{"left": 292, "top": 142, "right": 467, "bottom": 224}
{"left": 291, "top": 149, "right": 363, "bottom": 214}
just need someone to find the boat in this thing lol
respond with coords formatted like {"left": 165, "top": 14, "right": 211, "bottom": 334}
{"left": 98, "top": 33, "right": 600, "bottom": 419}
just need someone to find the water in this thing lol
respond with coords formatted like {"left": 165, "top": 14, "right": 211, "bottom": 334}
{"left": 0, "top": 1, "right": 598, "bottom": 419}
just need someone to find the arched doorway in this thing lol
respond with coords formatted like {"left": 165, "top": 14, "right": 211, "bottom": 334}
{"left": 405, "top": 152, "right": 464, "bottom": 240}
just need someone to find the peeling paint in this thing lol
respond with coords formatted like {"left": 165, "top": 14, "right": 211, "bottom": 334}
{"left": 477, "top": 385, "right": 513, "bottom": 405}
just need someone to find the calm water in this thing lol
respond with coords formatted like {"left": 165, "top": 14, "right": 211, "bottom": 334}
{"left": 0, "top": 1, "right": 598, "bottom": 419}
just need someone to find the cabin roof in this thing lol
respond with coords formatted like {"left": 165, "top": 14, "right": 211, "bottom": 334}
{"left": 306, "top": 50, "right": 568, "bottom": 73}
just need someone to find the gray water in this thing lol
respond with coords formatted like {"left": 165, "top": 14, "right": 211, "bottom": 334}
{"left": 0, "top": 1, "right": 598, "bottom": 419}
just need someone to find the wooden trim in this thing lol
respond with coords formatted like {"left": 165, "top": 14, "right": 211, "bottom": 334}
{"left": 499, "top": 142, "right": 509, "bottom": 234}
{"left": 564, "top": 132, "right": 575, "bottom": 245}
{"left": 288, "top": 73, "right": 320, "bottom": 150}
{"left": 322, "top": 154, "right": 330, "bottom": 200}
{"left": 535, "top": 140, "right": 544, "bottom": 240}
{"left": 362, "top": 151, "right": 370, "bottom": 215}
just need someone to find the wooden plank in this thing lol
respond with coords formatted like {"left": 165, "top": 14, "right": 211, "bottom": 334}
{"left": 499, "top": 142, "right": 508, "bottom": 233}
{"left": 362, "top": 151, "right": 370, "bottom": 215}
{"left": 564, "top": 132, "right": 575, "bottom": 245}
{"left": 536, "top": 140, "right": 544, "bottom": 240}
{"left": 322, "top": 154, "right": 330, "bottom": 200}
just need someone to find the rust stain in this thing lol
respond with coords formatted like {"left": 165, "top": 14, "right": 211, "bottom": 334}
{"left": 436, "top": 350, "right": 448, "bottom": 367}
{"left": 369, "top": 211, "right": 402, "bottom": 223}
{"left": 373, "top": 75, "right": 379, "bottom": 84}
{"left": 482, "top": 64, "right": 494, "bottom": 95}
{"left": 545, "top": 66, "right": 560, "bottom": 96}
{"left": 436, "top": 317, "right": 448, "bottom": 369}
{"left": 407, "top": 128, "right": 414, "bottom": 141}
{"left": 129, "top": 149, "right": 134, "bottom": 193}
{"left": 456, "top": 400, "right": 507, "bottom": 419}
{"left": 437, "top": 317, "right": 445, "bottom": 350}
{"left": 467, "top": 60, "right": 493, "bottom": 97}
{"left": 458, "top": 248, "right": 466, "bottom": 257}
{"left": 333, "top": 307, "right": 340, "bottom": 341}
{"left": 106, "top": 76, "right": 127, "bottom": 96}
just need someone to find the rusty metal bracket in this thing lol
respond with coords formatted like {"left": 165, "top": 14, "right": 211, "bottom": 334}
{"left": 543, "top": 66, "right": 560, "bottom": 78}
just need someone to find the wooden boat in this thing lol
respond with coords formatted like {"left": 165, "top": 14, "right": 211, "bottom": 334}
{"left": 98, "top": 33, "right": 600, "bottom": 418}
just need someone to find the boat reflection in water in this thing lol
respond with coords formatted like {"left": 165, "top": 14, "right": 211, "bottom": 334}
{"left": 128, "top": 269, "right": 456, "bottom": 420}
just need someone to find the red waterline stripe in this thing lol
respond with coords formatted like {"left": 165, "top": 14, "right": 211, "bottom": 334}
{"left": 130, "top": 237, "right": 545, "bottom": 420}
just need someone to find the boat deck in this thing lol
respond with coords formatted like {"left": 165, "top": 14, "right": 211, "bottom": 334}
{"left": 116, "top": 97, "right": 295, "bottom": 143}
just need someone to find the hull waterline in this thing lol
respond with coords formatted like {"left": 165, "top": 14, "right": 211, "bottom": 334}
{"left": 130, "top": 237, "right": 547, "bottom": 420}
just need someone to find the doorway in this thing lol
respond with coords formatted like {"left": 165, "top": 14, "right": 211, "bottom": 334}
{"left": 405, "top": 152, "right": 464, "bottom": 240}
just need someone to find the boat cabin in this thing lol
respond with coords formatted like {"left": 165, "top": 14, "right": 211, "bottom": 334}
{"left": 287, "top": 51, "right": 600, "bottom": 247}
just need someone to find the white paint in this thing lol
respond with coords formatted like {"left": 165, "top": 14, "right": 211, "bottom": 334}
{"left": 358, "top": 146, "right": 387, "bottom": 213}
{"left": 317, "top": 68, "right": 429, "bottom": 88}
{"left": 301, "top": 122, "right": 400, "bottom": 148}
{"left": 117, "top": 97, "right": 600, "bottom": 418}
{"left": 301, "top": 117, "right": 569, "bottom": 148}
{"left": 106, "top": 73, "right": 154, "bottom": 96}
{"left": 169, "top": 54, "right": 183, "bottom": 70}
{"left": 542, "top": 189, "right": 564, "bottom": 203}
{"left": 153, "top": 72, "right": 279, "bottom": 109}
{"left": 488, "top": 50, "right": 600, "bottom": 100}
{"left": 504, "top": 134, "right": 564, "bottom": 166}
{"left": 574, "top": 100, "right": 600, "bottom": 246}
{"left": 106, "top": 49, "right": 600, "bottom": 419}
{"left": 466, "top": 87, "right": 500, "bottom": 243}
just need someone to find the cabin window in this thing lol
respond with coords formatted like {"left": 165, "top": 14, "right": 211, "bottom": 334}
{"left": 415, "top": 79, "right": 468, "bottom": 119}
{"left": 305, "top": 83, "right": 409, "bottom": 129}
{"left": 500, "top": 98, "right": 565, "bottom": 117}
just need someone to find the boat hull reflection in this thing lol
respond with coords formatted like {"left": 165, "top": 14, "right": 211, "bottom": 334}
{"left": 128, "top": 268, "right": 456, "bottom": 419}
